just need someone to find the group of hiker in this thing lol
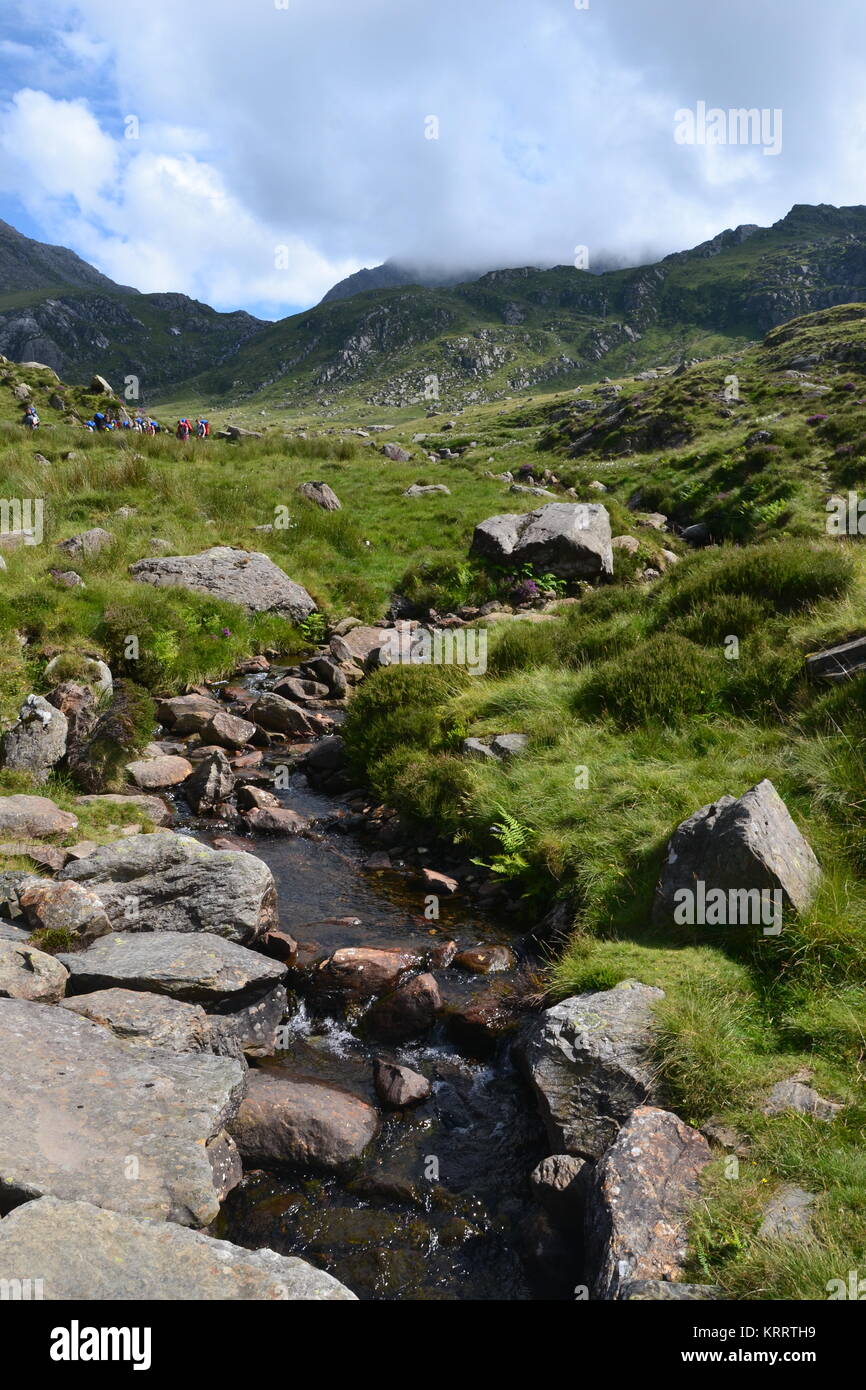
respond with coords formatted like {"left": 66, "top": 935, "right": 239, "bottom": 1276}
{"left": 22, "top": 405, "right": 212, "bottom": 439}
{"left": 175, "top": 417, "right": 211, "bottom": 440}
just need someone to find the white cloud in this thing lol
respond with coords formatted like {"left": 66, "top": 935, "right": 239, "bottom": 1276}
{"left": 1, "top": 0, "right": 866, "bottom": 312}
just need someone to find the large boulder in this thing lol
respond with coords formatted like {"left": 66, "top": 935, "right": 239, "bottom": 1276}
{"left": 653, "top": 779, "right": 821, "bottom": 927}
{"left": 0, "top": 794, "right": 77, "bottom": 838}
{"left": 519, "top": 980, "right": 663, "bottom": 1159}
{"left": 125, "top": 754, "right": 193, "bottom": 789}
{"left": 585, "top": 1106, "right": 712, "bottom": 1299}
{"left": 58, "top": 832, "right": 278, "bottom": 943}
{"left": 0, "top": 1196, "right": 357, "bottom": 1299}
{"left": 129, "top": 547, "right": 316, "bottom": 622}
{"left": 58, "top": 930, "right": 287, "bottom": 1056}
{"left": 228, "top": 1069, "right": 379, "bottom": 1172}
{"left": 0, "top": 939, "right": 68, "bottom": 1002}
{"left": 0, "top": 997, "right": 246, "bottom": 1224}
{"left": 201, "top": 711, "right": 257, "bottom": 750}
{"left": 470, "top": 502, "right": 613, "bottom": 578}
{"left": 0, "top": 695, "right": 68, "bottom": 783}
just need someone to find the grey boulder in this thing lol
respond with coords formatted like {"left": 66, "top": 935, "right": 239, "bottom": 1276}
{"left": 0, "top": 695, "right": 67, "bottom": 783}
{"left": 653, "top": 779, "right": 821, "bottom": 926}
{"left": 0, "top": 939, "right": 68, "bottom": 1002}
{"left": 129, "top": 547, "right": 316, "bottom": 622}
{"left": 59, "top": 930, "right": 287, "bottom": 1057}
{"left": 59, "top": 987, "right": 241, "bottom": 1056}
{"left": 585, "top": 1106, "right": 712, "bottom": 1299}
{"left": 470, "top": 502, "right": 613, "bottom": 578}
{"left": 519, "top": 980, "right": 663, "bottom": 1159}
{"left": 58, "top": 831, "right": 278, "bottom": 942}
{"left": 297, "top": 480, "right": 341, "bottom": 511}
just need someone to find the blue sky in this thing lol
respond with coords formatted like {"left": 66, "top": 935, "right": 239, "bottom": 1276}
{"left": 1, "top": 0, "right": 865, "bottom": 320}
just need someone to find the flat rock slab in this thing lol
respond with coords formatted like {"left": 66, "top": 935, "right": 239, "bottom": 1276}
{"left": 59, "top": 929, "right": 286, "bottom": 1003}
{"left": 0, "top": 1196, "right": 356, "bottom": 1299}
{"left": 129, "top": 547, "right": 316, "bottom": 623}
{"left": 0, "top": 794, "right": 77, "bottom": 838}
{"left": 519, "top": 980, "right": 663, "bottom": 1159}
{"left": 0, "top": 998, "right": 245, "bottom": 1225}
{"left": 74, "top": 793, "right": 172, "bottom": 826}
{"left": 653, "top": 778, "right": 821, "bottom": 925}
{"left": 59, "top": 987, "right": 239, "bottom": 1055}
{"left": 58, "top": 831, "right": 277, "bottom": 943}
{"left": 586, "top": 1106, "right": 712, "bottom": 1299}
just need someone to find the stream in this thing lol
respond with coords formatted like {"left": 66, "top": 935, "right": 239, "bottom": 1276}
{"left": 167, "top": 675, "right": 572, "bottom": 1301}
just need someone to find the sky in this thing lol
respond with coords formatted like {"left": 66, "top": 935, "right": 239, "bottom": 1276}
{"left": 0, "top": 0, "right": 864, "bottom": 320}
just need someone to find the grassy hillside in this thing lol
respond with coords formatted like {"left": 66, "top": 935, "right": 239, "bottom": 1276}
{"left": 2, "top": 299, "right": 866, "bottom": 1297}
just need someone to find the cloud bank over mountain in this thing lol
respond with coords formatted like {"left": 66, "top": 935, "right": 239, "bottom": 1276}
{"left": 1, "top": 0, "right": 864, "bottom": 315}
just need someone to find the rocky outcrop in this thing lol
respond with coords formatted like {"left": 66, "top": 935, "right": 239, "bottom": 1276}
{"left": 0, "top": 997, "right": 246, "bottom": 1224}
{"left": 228, "top": 1069, "right": 379, "bottom": 1172}
{"left": 156, "top": 693, "right": 224, "bottom": 734}
{"left": 585, "top": 1106, "right": 712, "bottom": 1299}
{"left": 653, "top": 779, "right": 821, "bottom": 926}
{"left": 519, "top": 980, "right": 663, "bottom": 1159}
{"left": 470, "top": 502, "right": 613, "bottom": 578}
{"left": 58, "top": 832, "right": 278, "bottom": 942}
{"left": 0, "top": 695, "right": 67, "bottom": 783}
{"left": 0, "top": 1195, "right": 357, "bottom": 1299}
{"left": 129, "top": 547, "right": 316, "bottom": 622}
{"left": 57, "top": 528, "right": 114, "bottom": 559}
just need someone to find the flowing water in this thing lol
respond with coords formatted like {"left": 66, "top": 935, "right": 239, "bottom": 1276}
{"left": 177, "top": 688, "right": 569, "bottom": 1300}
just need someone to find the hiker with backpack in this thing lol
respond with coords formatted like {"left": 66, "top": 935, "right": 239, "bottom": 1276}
{"left": 23, "top": 405, "right": 39, "bottom": 431}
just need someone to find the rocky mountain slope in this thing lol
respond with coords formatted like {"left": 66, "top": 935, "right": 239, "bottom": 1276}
{"left": 0, "top": 221, "right": 264, "bottom": 393}
{"left": 177, "top": 202, "right": 866, "bottom": 411}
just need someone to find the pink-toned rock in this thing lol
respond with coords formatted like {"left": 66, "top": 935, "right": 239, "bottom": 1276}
{"left": 421, "top": 867, "right": 458, "bottom": 894}
{"left": 585, "top": 1106, "right": 712, "bottom": 1300}
{"left": 307, "top": 946, "right": 420, "bottom": 1010}
{"left": 126, "top": 755, "right": 193, "bottom": 789}
{"left": 0, "top": 795, "right": 77, "bottom": 839}
{"left": 20, "top": 879, "right": 112, "bottom": 941}
{"left": 241, "top": 808, "right": 307, "bottom": 835}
